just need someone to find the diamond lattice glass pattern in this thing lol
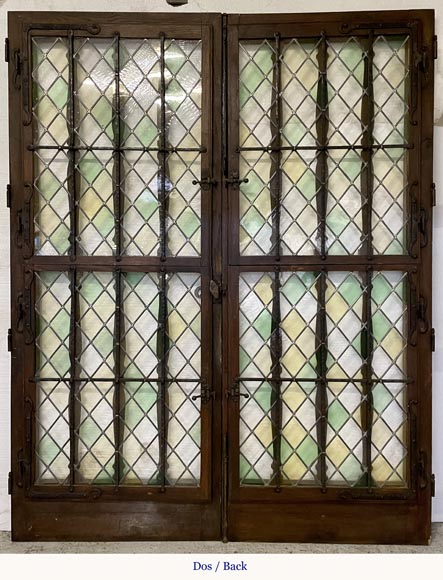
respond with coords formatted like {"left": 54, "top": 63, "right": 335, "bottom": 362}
{"left": 32, "top": 37, "right": 202, "bottom": 257}
{"left": 35, "top": 271, "right": 202, "bottom": 486}
{"left": 239, "top": 271, "right": 408, "bottom": 487}
{"left": 238, "top": 36, "right": 410, "bottom": 256}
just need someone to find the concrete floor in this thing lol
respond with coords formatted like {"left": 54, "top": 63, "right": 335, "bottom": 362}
{"left": 0, "top": 525, "right": 442, "bottom": 553}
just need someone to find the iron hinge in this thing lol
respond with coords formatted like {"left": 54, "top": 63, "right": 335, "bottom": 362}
{"left": 416, "top": 48, "right": 428, "bottom": 73}
{"left": 7, "top": 328, "right": 11, "bottom": 352}
{"left": 417, "top": 295, "right": 430, "bottom": 334}
{"left": 6, "top": 184, "right": 11, "bottom": 208}
{"left": 210, "top": 279, "right": 226, "bottom": 301}
{"left": 4, "top": 38, "right": 9, "bottom": 63}
{"left": 7, "top": 472, "right": 12, "bottom": 495}
{"left": 431, "top": 328, "right": 435, "bottom": 352}
{"left": 433, "top": 35, "right": 438, "bottom": 60}
{"left": 431, "top": 474, "right": 436, "bottom": 497}
{"left": 432, "top": 182, "right": 436, "bottom": 207}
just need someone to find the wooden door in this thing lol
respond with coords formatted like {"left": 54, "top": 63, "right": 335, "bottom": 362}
{"left": 224, "top": 10, "right": 435, "bottom": 544}
{"left": 8, "top": 11, "right": 223, "bottom": 541}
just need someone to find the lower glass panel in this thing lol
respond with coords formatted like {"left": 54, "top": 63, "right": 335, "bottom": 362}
{"left": 34, "top": 270, "right": 202, "bottom": 486}
{"left": 238, "top": 270, "right": 408, "bottom": 488}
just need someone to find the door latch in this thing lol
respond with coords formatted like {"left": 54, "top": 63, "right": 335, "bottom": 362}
{"left": 210, "top": 279, "right": 226, "bottom": 301}
{"left": 225, "top": 172, "right": 249, "bottom": 189}
{"left": 192, "top": 176, "right": 217, "bottom": 191}
{"left": 227, "top": 381, "right": 249, "bottom": 400}
{"left": 191, "top": 383, "right": 215, "bottom": 404}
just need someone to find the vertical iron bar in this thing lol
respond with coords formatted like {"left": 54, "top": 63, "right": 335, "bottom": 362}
{"left": 111, "top": 35, "right": 124, "bottom": 486}
{"left": 270, "top": 268, "right": 282, "bottom": 490}
{"left": 360, "top": 268, "right": 374, "bottom": 488}
{"left": 112, "top": 33, "right": 123, "bottom": 260}
{"left": 361, "top": 33, "right": 374, "bottom": 259}
{"left": 156, "top": 268, "right": 170, "bottom": 490}
{"left": 156, "top": 32, "right": 171, "bottom": 490}
{"left": 269, "top": 34, "right": 283, "bottom": 490}
{"left": 68, "top": 267, "right": 78, "bottom": 490}
{"left": 67, "top": 31, "right": 77, "bottom": 260}
{"left": 112, "top": 268, "right": 124, "bottom": 486}
{"left": 270, "top": 33, "right": 282, "bottom": 259}
{"left": 158, "top": 33, "right": 170, "bottom": 261}
{"left": 315, "top": 32, "right": 329, "bottom": 260}
{"left": 315, "top": 269, "right": 328, "bottom": 490}
{"left": 66, "top": 32, "right": 78, "bottom": 490}
{"left": 314, "top": 32, "right": 329, "bottom": 489}
{"left": 359, "top": 34, "right": 375, "bottom": 489}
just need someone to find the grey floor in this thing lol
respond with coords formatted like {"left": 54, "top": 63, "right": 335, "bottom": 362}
{"left": 0, "top": 525, "right": 443, "bottom": 553}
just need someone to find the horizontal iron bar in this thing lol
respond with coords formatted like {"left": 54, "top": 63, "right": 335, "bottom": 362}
{"left": 31, "top": 377, "right": 203, "bottom": 383}
{"left": 28, "top": 144, "right": 206, "bottom": 153}
{"left": 237, "top": 144, "right": 412, "bottom": 153}
{"left": 235, "top": 377, "right": 411, "bottom": 384}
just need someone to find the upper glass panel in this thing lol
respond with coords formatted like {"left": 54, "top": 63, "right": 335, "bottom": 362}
{"left": 32, "top": 36, "right": 202, "bottom": 257}
{"left": 238, "top": 35, "right": 410, "bottom": 257}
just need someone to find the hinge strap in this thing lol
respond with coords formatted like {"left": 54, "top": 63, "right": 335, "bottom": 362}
{"left": 16, "top": 270, "right": 34, "bottom": 344}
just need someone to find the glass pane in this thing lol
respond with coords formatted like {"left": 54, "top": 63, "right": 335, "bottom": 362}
{"left": 239, "top": 271, "right": 408, "bottom": 488}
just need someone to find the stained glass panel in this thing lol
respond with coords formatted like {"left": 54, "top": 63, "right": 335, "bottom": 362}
{"left": 239, "top": 271, "right": 408, "bottom": 488}
{"left": 238, "top": 35, "right": 410, "bottom": 257}
{"left": 32, "top": 36, "right": 203, "bottom": 257}
{"left": 35, "top": 271, "right": 202, "bottom": 486}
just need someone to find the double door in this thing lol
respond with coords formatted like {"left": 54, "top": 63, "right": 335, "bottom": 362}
{"left": 8, "top": 10, "right": 434, "bottom": 543}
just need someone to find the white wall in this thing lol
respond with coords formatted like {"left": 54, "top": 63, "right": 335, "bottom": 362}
{"left": 0, "top": 0, "right": 441, "bottom": 532}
